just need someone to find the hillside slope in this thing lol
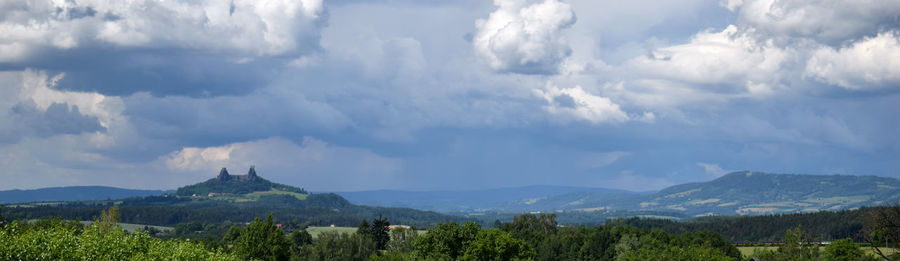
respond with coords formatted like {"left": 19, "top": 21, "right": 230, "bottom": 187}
{"left": 338, "top": 171, "right": 900, "bottom": 218}
{"left": 611, "top": 171, "right": 900, "bottom": 216}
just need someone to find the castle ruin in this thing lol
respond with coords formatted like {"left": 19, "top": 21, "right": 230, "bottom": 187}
{"left": 216, "top": 166, "right": 259, "bottom": 182}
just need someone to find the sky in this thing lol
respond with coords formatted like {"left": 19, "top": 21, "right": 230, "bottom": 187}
{"left": 1, "top": 0, "right": 899, "bottom": 192}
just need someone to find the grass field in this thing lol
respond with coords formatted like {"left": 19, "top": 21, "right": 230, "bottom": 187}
{"left": 305, "top": 226, "right": 359, "bottom": 238}
{"left": 74, "top": 221, "right": 175, "bottom": 233}
{"left": 305, "top": 226, "right": 427, "bottom": 239}
{"left": 212, "top": 189, "right": 309, "bottom": 202}
{"left": 737, "top": 246, "right": 899, "bottom": 258}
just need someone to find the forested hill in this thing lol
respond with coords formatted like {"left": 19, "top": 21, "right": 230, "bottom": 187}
{"left": 612, "top": 171, "right": 900, "bottom": 216}
{"left": 175, "top": 167, "right": 307, "bottom": 196}
{"left": 0, "top": 186, "right": 172, "bottom": 204}
{"left": 2, "top": 167, "right": 466, "bottom": 228}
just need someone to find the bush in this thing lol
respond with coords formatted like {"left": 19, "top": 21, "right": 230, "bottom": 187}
{"left": 0, "top": 213, "right": 239, "bottom": 260}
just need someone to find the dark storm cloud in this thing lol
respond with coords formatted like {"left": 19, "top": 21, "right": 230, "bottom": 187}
{"left": 4, "top": 100, "right": 105, "bottom": 142}
{"left": 1, "top": 49, "right": 277, "bottom": 97}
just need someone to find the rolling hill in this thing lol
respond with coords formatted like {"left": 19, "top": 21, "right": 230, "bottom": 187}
{"left": 339, "top": 171, "right": 900, "bottom": 218}
{"left": 2, "top": 167, "right": 465, "bottom": 228}
{"left": 613, "top": 171, "right": 900, "bottom": 216}
{"left": 0, "top": 186, "right": 172, "bottom": 204}
{"left": 336, "top": 185, "right": 646, "bottom": 213}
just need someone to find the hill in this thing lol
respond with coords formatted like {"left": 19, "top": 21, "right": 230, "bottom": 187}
{"left": 337, "top": 171, "right": 900, "bottom": 219}
{"left": 336, "top": 185, "right": 643, "bottom": 213}
{"left": 2, "top": 167, "right": 466, "bottom": 228}
{"left": 615, "top": 171, "right": 900, "bottom": 216}
{"left": 175, "top": 167, "right": 306, "bottom": 196}
{"left": 0, "top": 186, "right": 172, "bottom": 204}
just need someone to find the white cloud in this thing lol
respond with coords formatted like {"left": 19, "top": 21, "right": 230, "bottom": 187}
{"left": 161, "top": 137, "right": 404, "bottom": 191}
{"left": 805, "top": 32, "right": 900, "bottom": 91}
{"left": 697, "top": 162, "right": 730, "bottom": 177}
{"left": 474, "top": 0, "right": 576, "bottom": 74}
{"left": 536, "top": 83, "right": 629, "bottom": 124}
{"left": 627, "top": 25, "right": 789, "bottom": 92}
{"left": 0, "top": 0, "right": 326, "bottom": 62}
{"left": 731, "top": 0, "right": 900, "bottom": 43}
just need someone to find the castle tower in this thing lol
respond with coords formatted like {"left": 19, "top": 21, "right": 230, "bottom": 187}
{"left": 248, "top": 165, "right": 257, "bottom": 179}
{"left": 217, "top": 168, "right": 231, "bottom": 181}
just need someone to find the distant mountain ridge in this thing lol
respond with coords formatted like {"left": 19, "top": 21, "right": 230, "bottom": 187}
{"left": 616, "top": 171, "right": 900, "bottom": 216}
{"left": 0, "top": 186, "right": 172, "bottom": 204}
{"left": 337, "top": 171, "right": 900, "bottom": 217}
{"left": 336, "top": 185, "right": 645, "bottom": 213}
{"left": 5, "top": 171, "right": 899, "bottom": 220}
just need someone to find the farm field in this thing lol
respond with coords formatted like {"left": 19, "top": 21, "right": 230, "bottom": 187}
{"left": 305, "top": 226, "right": 426, "bottom": 239}
{"left": 26, "top": 219, "right": 174, "bottom": 233}
{"left": 305, "top": 226, "right": 359, "bottom": 238}
{"left": 211, "top": 189, "right": 309, "bottom": 202}
{"left": 77, "top": 221, "right": 175, "bottom": 233}
{"left": 737, "top": 246, "right": 899, "bottom": 259}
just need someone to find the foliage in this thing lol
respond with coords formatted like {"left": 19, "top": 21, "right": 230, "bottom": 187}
{"left": 231, "top": 213, "right": 291, "bottom": 261}
{"left": 462, "top": 228, "right": 536, "bottom": 261}
{"left": 0, "top": 204, "right": 6, "bottom": 227}
{"left": 861, "top": 204, "right": 900, "bottom": 260}
{"left": 288, "top": 230, "right": 313, "bottom": 259}
{"left": 777, "top": 226, "right": 820, "bottom": 260}
{"left": 0, "top": 208, "right": 239, "bottom": 260}
{"left": 822, "top": 238, "right": 864, "bottom": 261}
{"left": 295, "top": 231, "right": 376, "bottom": 261}
{"left": 501, "top": 213, "right": 557, "bottom": 248}
{"left": 415, "top": 221, "right": 481, "bottom": 259}
{"left": 616, "top": 244, "right": 736, "bottom": 261}
{"left": 387, "top": 227, "right": 419, "bottom": 253}
{"left": 372, "top": 216, "right": 391, "bottom": 250}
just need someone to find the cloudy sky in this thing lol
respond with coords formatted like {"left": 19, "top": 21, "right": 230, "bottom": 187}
{"left": 1, "top": 0, "right": 899, "bottom": 192}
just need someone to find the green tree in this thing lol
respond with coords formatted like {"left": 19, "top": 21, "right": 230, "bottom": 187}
{"left": 415, "top": 222, "right": 481, "bottom": 260}
{"left": 224, "top": 224, "right": 242, "bottom": 243}
{"left": 387, "top": 226, "right": 419, "bottom": 253}
{"left": 372, "top": 216, "right": 391, "bottom": 250}
{"left": 289, "top": 230, "right": 313, "bottom": 257}
{"left": 462, "top": 229, "right": 536, "bottom": 261}
{"left": 232, "top": 213, "right": 290, "bottom": 261}
{"left": 822, "top": 238, "right": 864, "bottom": 261}
{"left": 861, "top": 205, "right": 900, "bottom": 260}
{"left": 297, "top": 231, "right": 375, "bottom": 261}
{"left": 777, "top": 226, "right": 819, "bottom": 260}
{"left": 93, "top": 205, "right": 120, "bottom": 234}
{"left": 358, "top": 219, "right": 372, "bottom": 238}
{"left": 0, "top": 204, "right": 6, "bottom": 227}
{"left": 0, "top": 207, "right": 240, "bottom": 261}
{"left": 502, "top": 213, "right": 557, "bottom": 248}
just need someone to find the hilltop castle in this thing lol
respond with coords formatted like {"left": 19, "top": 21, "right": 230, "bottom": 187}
{"left": 216, "top": 166, "right": 260, "bottom": 182}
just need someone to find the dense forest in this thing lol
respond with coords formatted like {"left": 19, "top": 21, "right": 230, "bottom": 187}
{"left": 607, "top": 207, "right": 870, "bottom": 242}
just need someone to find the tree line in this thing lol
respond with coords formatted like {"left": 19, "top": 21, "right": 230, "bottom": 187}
{"left": 3, "top": 204, "right": 899, "bottom": 260}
